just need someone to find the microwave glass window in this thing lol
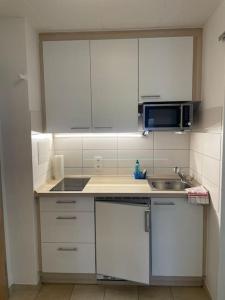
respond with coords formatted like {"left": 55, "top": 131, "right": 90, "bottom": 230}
{"left": 144, "top": 106, "right": 181, "bottom": 129}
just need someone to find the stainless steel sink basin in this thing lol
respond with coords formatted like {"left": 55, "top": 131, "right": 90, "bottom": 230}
{"left": 149, "top": 179, "right": 192, "bottom": 191}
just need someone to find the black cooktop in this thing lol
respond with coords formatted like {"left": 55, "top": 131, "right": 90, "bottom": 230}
{"left": 50, "top": 178, "right": 90, "bottom": 191}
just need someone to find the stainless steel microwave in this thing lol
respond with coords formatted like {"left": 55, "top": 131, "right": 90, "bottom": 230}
{"left": 142, "top": 102, "right": 193, "bottom": 131}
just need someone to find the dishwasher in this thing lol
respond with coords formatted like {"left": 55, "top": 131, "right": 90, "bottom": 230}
{"left": 95, "top": 197, "right": 151, "bottom": 284}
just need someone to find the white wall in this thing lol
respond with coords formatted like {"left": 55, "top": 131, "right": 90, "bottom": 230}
{"left": 0, "top": 124, "right": 13, "bottom": 286}
{"left": 53, "top": 132, "right": 190, "bottom": 177}
{"left": 25, "top": 22, "right": 43, "bottom": 132}
{"left": 0, "top": 17, "right": 40, "bottom": 286}
{"left": 196, "top": 1, "right": 225, "bottom": 299}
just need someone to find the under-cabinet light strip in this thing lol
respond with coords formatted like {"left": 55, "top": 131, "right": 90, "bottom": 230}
{"left": 54, "top": 133, "right": 144, "bottom": 138}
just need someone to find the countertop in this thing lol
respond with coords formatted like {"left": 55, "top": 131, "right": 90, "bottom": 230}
{"left": 36, "top": 175, "right": 191, "bottom": 198}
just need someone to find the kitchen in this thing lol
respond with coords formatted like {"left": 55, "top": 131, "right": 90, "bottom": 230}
{"left": 0, "top": 1, "right": 225, "bottom": 300}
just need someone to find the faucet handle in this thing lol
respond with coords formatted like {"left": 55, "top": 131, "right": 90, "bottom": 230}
{"left": 174, "top": 166, "right": 180, "bottom": 174}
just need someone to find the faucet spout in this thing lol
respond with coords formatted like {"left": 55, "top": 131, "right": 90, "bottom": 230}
{"left": 174, "top": 167, "right": 187, "bottom": 182}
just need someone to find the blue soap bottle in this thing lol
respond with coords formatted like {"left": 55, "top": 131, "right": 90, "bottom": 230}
{"left": 134, "top": 160, "right": 141, "bottom": 179}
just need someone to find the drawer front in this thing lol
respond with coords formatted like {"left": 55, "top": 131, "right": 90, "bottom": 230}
{"left": 41, "top": 243, "right": 95, "bottom": 273}
{"left": 40, "top": 197, "right": 94, "bottom": 212}
{"left": 40, "top": 211, "right": 95, "bottom": 243}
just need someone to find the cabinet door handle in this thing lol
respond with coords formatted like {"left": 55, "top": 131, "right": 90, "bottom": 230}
{"left": 56, "top": 216, "right": 77, "bottom": 220}
{"left": 71, "top": 127, "right": 90, "bottom": 130}
{"left": 153, "top": 202, "right": 175, "bottom": 206}
{"left": 94, "top": 126, "right": 113, "bottom": 129}
{"left": 141, "top": 95, "right": 161, "bottom": 99}
{"left": 145, "top": 210, "right": 150, "bottom": 232}
{"left": 56, "top": 200, "right": 76, "bottom": 204}
{"left": 57, "top": 247, "right": 77, "bottom": 251}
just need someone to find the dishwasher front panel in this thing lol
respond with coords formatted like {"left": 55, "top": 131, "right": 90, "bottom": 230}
{"left": 95, "top": 199, "right": 150, "bottom": 284}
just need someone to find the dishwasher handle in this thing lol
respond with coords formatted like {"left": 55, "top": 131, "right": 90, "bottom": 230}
{"left": 145, "top": 209, "right": 150, "bottom": 232}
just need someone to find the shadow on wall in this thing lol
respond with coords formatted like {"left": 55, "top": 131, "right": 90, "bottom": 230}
{"left": 193, "top": 104, "right": 223, "bottom": 133}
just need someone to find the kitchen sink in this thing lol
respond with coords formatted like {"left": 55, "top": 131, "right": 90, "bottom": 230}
{"left": 149, "top": 179, "right": 192, "bottom": 191}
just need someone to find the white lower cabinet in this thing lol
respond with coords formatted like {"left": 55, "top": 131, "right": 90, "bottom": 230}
{"left": 40, "top": 211, "right": 95, "bottom": 243}
{"left": 42, "top": 243, "right": 95, "bottom": 273}
{"left": 151, "top": 198, "right": 203, "bottom": 277}
{"left": 40, "top": 196, "right": 95, "bottom": 274}
{"left": 96, "top": 200, "right": 150, "bottom": 284}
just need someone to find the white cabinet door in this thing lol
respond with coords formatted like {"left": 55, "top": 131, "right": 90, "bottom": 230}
{"left": 91, "top": 39, "right": 138, "bottom": 132}
{"left": 96, "top": 201, "right": 150, "bottom": 284}
{"left": 43, "top": 40, "right": 92, "bottom": 132}
{"left": 139, "top": 37, "right": 193, "bottom": 102}
{"left": 151, "top": 198, "right": 203, "bottom": 277}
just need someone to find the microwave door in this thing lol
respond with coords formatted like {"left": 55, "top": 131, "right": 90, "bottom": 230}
{"left": 144, "top": 105, "right": 181, "bottom": 131}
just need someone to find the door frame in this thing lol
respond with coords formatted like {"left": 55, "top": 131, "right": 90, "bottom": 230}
{"left": 0, "top": 161, "right": 8, "bottom": 300}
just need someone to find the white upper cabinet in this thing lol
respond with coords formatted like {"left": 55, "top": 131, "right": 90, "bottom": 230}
{"left": 43, "top": 40, "right": 92, "bottom": 132}
{"left": 139, "top": 37, "right": 193, "bottom": 102}
{"left": 90, "top": 39, "right": 138, "bottom": 132}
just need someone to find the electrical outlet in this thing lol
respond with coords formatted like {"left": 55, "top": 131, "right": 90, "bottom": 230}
{"left": 94, "top": 156, "right": 103, "bottom": 169}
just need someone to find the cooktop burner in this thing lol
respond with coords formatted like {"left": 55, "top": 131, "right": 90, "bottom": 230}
{"left": 50, "top": 178, "right": 90, "bottom": 191}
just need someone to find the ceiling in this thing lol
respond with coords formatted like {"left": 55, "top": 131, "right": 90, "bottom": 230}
{"left": 0, "top": 0, "right": 222, "bottom": 32}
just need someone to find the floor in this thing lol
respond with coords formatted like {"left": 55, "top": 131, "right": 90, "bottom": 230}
{"left": 9, "top": 284, "right": 210, "bottom": 300}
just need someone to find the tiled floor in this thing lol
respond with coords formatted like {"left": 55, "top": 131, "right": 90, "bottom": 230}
{"left": 9, "top": 284, "right": 210, "bottom": 300}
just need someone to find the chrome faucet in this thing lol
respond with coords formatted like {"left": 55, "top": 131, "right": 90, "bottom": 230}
{"left": 174, "top": 167, "right": 187, "bottom": 183}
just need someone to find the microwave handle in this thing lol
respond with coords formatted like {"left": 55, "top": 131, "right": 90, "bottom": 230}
{"left": 180, "top": 105, "right": 183, "bottom": 129}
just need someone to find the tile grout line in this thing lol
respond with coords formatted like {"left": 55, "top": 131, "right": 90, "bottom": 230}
{"left": 103, "top": 285, "right": 106, "bottom": 300}
{"left": 69, "top": 284, "right": 76, "bottom": 300}
{"left": 137, "top": 285, "right": 140, "bottom": 300}
{"left": 32, "top": 284, "right": 42, "bottom": 300}
{"left": 170, "top": 286, "right": 175, "bottom": 300}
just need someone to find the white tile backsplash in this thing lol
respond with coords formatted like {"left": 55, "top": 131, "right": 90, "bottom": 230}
{"left": 83, "top": 149, "right": 117, "bottom": 168}
{"left": 54, "top": 137, "right": 82, "bottom": 150}
{"left": 83, "top": 137, "right": 117, "bottom": 149}
{"left": 38, "top": 139, "right": 51, "bottom": 164}
{"left": 202, "top": 155, "right": 220, "bottom": 186}
{"left": 154, "top": 150, "right": 189, "bottom": 168}
{"left": 55, "top": 150, "right": 82, "bottom": 168}
{"left": 202, "top": 133, "right": 221, "bottom": 160}
{"left": 190, "top": 131, "right": 222, "bottom": 215}
{"left": 52, "top": 133, "right": 191, "bottom": 176}
{"left": 118, "top": 149, "right": 153, "bottom": 168}
{"left": 190, "top": 150, "right": 203, "bottom": 176}
{"left": 32, "top": 133, "right": 53, "bottom": 189}
{"left": 117, "top": 135, "right": 153, "bottom": 150}
{"left": 83, "top": 168, "right": 118, "bottom": 176}
{"left": 191, "top": 132, "right": 221, "bottom": 159}
{"left": 64, "top": 167, "right": 83, "bottom": 176}
{"left": 154, "top": 132, "right": 190, "bottom": 150}
{"left": 154, "top": 167, "right": 189, "bottom": 176}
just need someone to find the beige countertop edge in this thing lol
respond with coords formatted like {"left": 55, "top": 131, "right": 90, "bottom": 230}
{"left": 35, "top": 176, "right": 189, "bottom": 198}
{"left": 36, "top": 191, "right": 187, "bottom": 198}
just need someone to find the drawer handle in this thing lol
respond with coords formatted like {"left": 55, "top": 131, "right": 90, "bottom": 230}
{"left": 71, "top": 127, "right": 90, "bottom": 130}
{"left": 57, "top": 247, "right": 77, "bottom": 251}
{"left": 56, "top": 200, "right": 76, "bottom": 204}
{"left": 94, "top": 126, "right": 113, "bottom": 129}
{"left": 153, "top": 202, "right": 175, "bottom": 206}
{"left": 56, "top": 216, "right": 77, "bottom": 220}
